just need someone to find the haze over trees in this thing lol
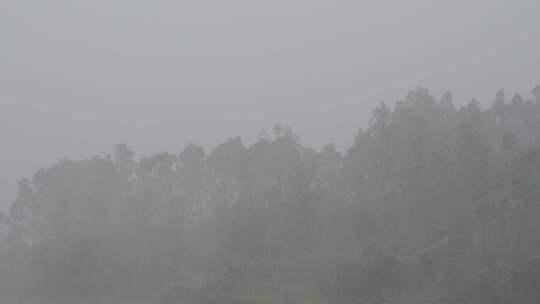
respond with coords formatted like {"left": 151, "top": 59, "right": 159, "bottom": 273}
{"left": 2, "top": 87, "right": 540, "bottom": 303}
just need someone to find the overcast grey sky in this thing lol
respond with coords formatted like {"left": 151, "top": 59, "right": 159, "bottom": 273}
{"left": 1, "top": 0, "right": 539, "bottom": 208}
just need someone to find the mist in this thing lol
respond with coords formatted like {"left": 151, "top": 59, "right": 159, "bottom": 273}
{"left": 2, "top": 1, "right": 540, "bottom": 303}
{"left": 3, "top": 0, "right": 540, "bottom": 205}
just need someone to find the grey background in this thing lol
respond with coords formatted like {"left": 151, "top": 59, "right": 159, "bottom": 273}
{"left": 1, "top": 0, "right": 539, "bottom": 208}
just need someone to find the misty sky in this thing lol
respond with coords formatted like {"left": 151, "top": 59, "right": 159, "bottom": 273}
{"left": 1, "top": 0, "right": 539, "bottom": 208}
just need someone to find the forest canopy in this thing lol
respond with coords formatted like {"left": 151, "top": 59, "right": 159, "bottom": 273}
{"left": 2, "top": 87, "right": 540, "bottom": 303}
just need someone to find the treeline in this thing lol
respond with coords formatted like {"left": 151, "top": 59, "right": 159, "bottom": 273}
{"left": 2, "top": 87, "right": 540, "bottom": 303}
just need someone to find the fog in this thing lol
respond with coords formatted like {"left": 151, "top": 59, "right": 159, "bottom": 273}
{"left": 2, "top": 0, "right": 539, "bottom": 205}
{"left": 2, "top": 1, "right": 540, "bottom": 303}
